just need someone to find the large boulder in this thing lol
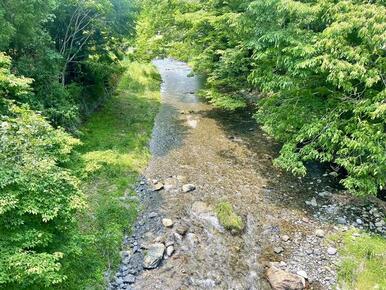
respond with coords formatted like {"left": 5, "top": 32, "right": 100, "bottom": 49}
{"left": 266, "top": 266, "right": 305, "bottom": 290}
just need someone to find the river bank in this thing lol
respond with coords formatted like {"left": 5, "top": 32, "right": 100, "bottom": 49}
{"left": 68, "top": 62, "right": 161, "bottom": 288}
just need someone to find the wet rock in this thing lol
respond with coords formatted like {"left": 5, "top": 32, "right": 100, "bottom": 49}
{"left": 182, "top": 184, "right": 196, "bottom": 193}
{"left": 337, "top": 217, "right": 347, "bottom": 224}
{"left": 315, "top": 229, "right": 325, "bottom": 238}
{"left": 274, "top": 246, "right": 284, "bottom": 254}
{"left": 162, "top": 218, "right": 174, "bottom": 228}
{"left": 143, "top": 243, "right": 165, "bottom": 269}
{"left": 191, "top": 201, "right": 221, "bottom": 230}
{"left": 327, "top": 247, "right": 337, "bottom": 255}
{"left": 266, "top": 266, "right": 305, "bottom": 290}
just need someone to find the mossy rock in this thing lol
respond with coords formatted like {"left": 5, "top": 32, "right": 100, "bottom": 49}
{"left": 215, "top": 202, "right": 245, "bottom": 233}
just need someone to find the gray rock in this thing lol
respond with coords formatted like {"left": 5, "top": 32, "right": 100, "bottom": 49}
{"left": 337, "top": 217, "right": 346, "bottom": 224}
{"left": 123, "top": 275, "right": 136, "bottom": 284}
{"left": 182, "top": 184, "right": 196, "bottom": 193}
{"left": 327, "top": 247, "right": 337, "bottom": 255}
{"left": 149, "top": 212, "right": 158, "bottom": 218}
{"left": 318, "top": 191, "right": 331, "bottom": 198}
{"left": 306, "top": 197, "right": 318, "bottom": 207}
{"left": 375, "top": 221, "right": 384, "bottom": 227}
{"left": 274, "top": 247, "right": 284, "bottom": 254}
{"left": 356, "top": 218, "right": 363, "bottom": 225}
{"left": 143, "top": 243, "right": 165, "bottom": 269}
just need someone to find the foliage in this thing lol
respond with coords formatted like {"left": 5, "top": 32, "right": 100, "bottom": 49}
{"left": 0, "top": 0, "right": 138, "bottom": 129}
{"left": 215, "top": 201, "right": 244, "bottom": 233}
{"left": 331, "top": 230, "right": 386, "bottom": 289}
{"left": 67, "top": 61, "right": 161, "bottom": 288}
{"left": 135, "top": 0, "right": 386, "bottom": 196}
{"left": 0, "top": 53, "right": 84, "bottom": 289}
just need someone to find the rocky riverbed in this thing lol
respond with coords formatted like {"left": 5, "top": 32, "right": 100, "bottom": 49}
{"left": 108, "top": 59, "right": 385, "bottom": 290}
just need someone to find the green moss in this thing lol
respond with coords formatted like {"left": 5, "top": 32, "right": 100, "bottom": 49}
{"left": 334, "top": 229, "right": 386, "bottom": 290}
{"left": 215, "top": 202, "right": 245, "bottom": 233}
{"left": 67, "top": 62, "right": 160, "bottom": 288}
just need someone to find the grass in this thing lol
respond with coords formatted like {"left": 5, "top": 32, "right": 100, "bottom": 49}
{"left": 67, "top": 61, "right": 160, "bottom": 289}
{"left": 215, "top": 201, "right": 245, "bottom": 233}
{"left": 332, "top": 229, "right": 386, "bottom": 290}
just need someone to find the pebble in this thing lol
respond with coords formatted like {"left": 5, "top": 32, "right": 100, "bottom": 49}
{"left": 274, "top": 246, "right": 284, "bottom": 254}
{"left": 175, "top": 223, "right": 189, "bottom": 236}
{"left": 166, "top": 245, "right": 174, "bottom": 256}
{"left": 162, "top": 218, "right": 174, "bottom": 228}
{"left": 315, "top": 229, "right": 325, "bottom": 238}
{"left": 281, "top": 235, "right": 290, "bottom": 242}
{"left": 279, "top": 261, "right": 287, "bottom": 267}
{"left": 305, "top": 197, "right": 318, "bottom": 207}
{"left": 153, "top": 182, "right": 164, "bottom": 191}
{"left": 297, "top": 270, "right": 308, "bottom": 279}
{"left": 123, "top": 275, "right": 136, "bottom": 284}
{"left": 149, "top": 212, "right": 158, "bottom": 218}
{"left": 327, "top": 247, "right": 337, "bottom": 255}
{"left": 182, "top": 184, "right": 196, "bottom": 193}
{"left": 337, "top": 217, "right": 346, "bottom": 224}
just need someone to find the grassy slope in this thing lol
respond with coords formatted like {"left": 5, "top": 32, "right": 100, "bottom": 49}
{"left": 67, "top": 62, "right": 160, "bottom": 289}
{"left": 330, "top": 230, "right": 386, "bottom": 289}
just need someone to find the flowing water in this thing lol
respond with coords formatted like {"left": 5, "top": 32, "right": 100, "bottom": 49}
{"left": 117, "top": 59, "right": 342, "bottom": 290}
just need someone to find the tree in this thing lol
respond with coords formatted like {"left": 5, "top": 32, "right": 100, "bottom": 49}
{"left": 0, "top": 52, "right": 84, "bottom": 289}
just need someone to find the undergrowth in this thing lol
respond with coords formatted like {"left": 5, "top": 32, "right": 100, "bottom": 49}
{"left": 331, "top": 229, "right": 386, "bottom": 290}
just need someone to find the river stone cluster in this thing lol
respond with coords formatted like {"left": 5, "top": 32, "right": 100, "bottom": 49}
{"left": 108, "top": 176, "right": 194, "bottom": 290}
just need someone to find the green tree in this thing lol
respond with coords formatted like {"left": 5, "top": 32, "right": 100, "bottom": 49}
{"left": 0, "top": 53, "right": 84, "bottom": 289}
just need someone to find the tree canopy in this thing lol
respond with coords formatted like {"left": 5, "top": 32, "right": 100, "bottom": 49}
{"left": 136, "top": 0, "right": 386, "bottom": 197}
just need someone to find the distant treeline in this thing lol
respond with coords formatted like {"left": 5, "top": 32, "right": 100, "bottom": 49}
{"left": 136, "top": 0, "right": 386, "bottom": 197}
